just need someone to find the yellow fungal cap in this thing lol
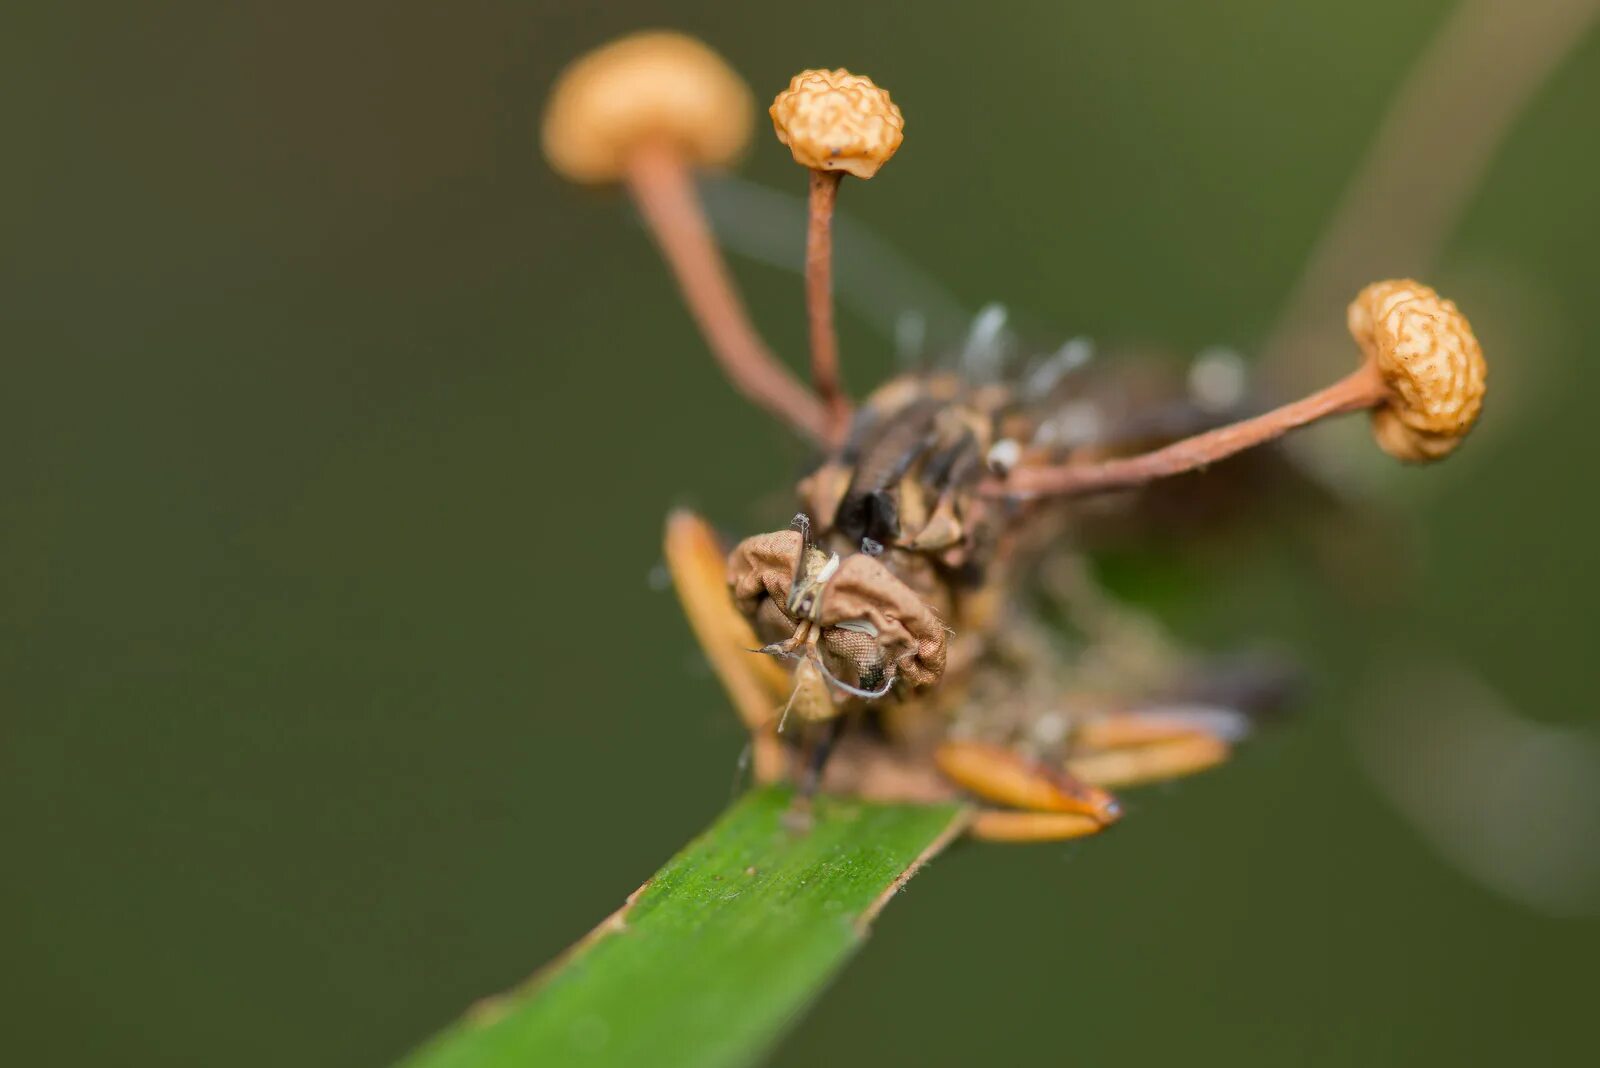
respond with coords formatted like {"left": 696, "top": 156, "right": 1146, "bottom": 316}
{"left": 770, "top": 69, "right": 904, "bottom": 179}
{"left": 541, "top": 32, "right": 754, "bottom": 184}
{"left": 1348, "top": 279, "right": 1487, "bottom": 462}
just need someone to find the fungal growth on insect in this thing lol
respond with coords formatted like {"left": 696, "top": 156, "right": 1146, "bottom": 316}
{"left": 1002, "top": 278, "right": 1486, "bottom": 496}
{"left": 544, "top": 34, "right": 1491, "bottom": 843}
{"left": 770, "top": 68, "right": 906, "bottom": 442}
{"left": 542, "top": 32, "right": 831, "bottom": 443}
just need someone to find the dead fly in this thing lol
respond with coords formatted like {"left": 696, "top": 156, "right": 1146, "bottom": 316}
{"left": 543, "top": 34, "right": 1489, "bottom": 841}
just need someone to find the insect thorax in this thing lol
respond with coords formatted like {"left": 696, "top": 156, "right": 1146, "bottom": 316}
{"left": 795, "top": 372, "right": 1022, "bottom": 624}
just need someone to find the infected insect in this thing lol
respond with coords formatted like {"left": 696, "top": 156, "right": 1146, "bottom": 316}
{"left": 543, "top": 33, "right": 1489, "bottom": 841}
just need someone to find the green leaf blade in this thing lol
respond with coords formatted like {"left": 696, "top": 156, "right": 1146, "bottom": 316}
{"left": 400, "top": 786, "right": 967, "bottom": 1068}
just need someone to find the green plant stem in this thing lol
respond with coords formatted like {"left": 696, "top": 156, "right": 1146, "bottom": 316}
{"left": 397, "top": 786, "right": 970, "bottom": 1068}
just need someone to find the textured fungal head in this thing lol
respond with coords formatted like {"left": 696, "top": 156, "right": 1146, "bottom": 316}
{"left": 541, "top": 32, "right": 754, "bottom": 184}
{"left": 1348, "top": 279, "right": 1488, "bottom": 462}
{"left": 769, "top": 69, "right": 904, "bottom": 179}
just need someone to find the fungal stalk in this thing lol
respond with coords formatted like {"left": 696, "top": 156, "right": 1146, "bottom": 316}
{"left": 771, "top": 69, "right": 906, "bottom": 442}
{"left": 1001, "top": 279, "right": 1488, "bottom": 498}
{"left": 542, "top": 32, "right": 832, "bottom": 444}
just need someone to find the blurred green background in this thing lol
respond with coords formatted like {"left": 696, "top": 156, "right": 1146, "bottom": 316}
{"left": 5, "top": 2, "right": 1599, "bottom": 1065}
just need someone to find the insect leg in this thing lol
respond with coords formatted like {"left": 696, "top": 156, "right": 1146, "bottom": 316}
{"left": 1068, "top": 734, "right": 1231, "bottom": 789}
{"left": 664, "top": 510, "right": 791, "bottom": 782}
{"left": 1074, "top": 705, "right": 1252, "bottom": 750}
{"left": 798, "top": 716, "right": 845, "bottom": 800}
{"left": 933, "top": 740, "right": 1122, "bottom": 826}
{"left": 1065, "top": 650, "right": 1297, "bottom": 789}
{"left": 968, "top": 810, "right": 1105, "bottom": 843}
{"left": 1068, "top": 707, "right": 1241, "bottom": 788}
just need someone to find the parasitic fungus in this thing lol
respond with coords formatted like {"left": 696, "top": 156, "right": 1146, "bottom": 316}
{"left": 541, "top": 33, "right": 831, "bottom": 443}
{"left": 1002, "top": 278, "right": 1488, "bottom": 497}
{"left": 769, "top": 69, "right": 907, "bottom": 441}
{"left": 1347, "top": 279, "right": 1487, "bottom": 461}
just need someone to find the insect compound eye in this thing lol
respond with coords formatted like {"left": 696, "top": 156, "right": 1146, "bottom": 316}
{"left": 816, "top": 553, "right": 948, "bottom": 691}
{"left": 815, "top": 621, "right": 895, "bottom": 699}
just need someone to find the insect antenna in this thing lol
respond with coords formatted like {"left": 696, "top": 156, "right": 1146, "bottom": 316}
{"left": 788, "top": 512, "right": 813, "bottom": 600}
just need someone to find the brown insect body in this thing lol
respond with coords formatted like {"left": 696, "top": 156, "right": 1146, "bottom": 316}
{"left": 730, "top": 359, "right": 1202, "bottom": 770}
